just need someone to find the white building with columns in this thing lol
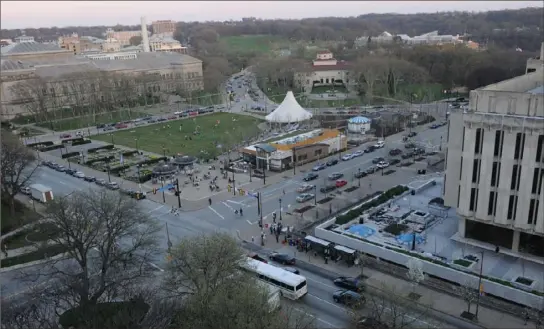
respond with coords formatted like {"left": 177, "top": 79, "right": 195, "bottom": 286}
{"left": 294, "top": 51, "right": 354, "bottom": 93}
{"left": 443, "top": 68, "right": 544, "bottom": 258}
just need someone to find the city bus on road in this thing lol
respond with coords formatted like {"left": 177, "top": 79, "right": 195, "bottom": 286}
{"left": 241, "top": 257, "right": 308, "bottom": 300}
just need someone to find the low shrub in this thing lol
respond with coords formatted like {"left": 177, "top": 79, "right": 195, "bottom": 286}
{"left": 383, "top": 223, "right": 409, "bottom": 235}
{"left": 85, "top": 155, "right": 115, "bottom": 165}
{"left": 122, "top": 150, "right": 139, "bottom": 157}
{"left": 140, "top": 157, "right": 167, "bottom": 166}
{"left": 453, "top": 259, "right": 473, "bottom": 267}
{"left": 71, "top": 139, "right": 92, "bottom": 146}
{"left": 87, "top": 145, "right": 115, "bottom": 153}
{"left": 27, "top": 141, "right": 54, "bottom": 148}
{"left": 61, "top": 137, "right": 83, "bottom": 144}
{"left": 61, "top": 151, "right": 80, "bottom": 159}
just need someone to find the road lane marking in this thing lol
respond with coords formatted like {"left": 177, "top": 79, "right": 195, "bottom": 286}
{"left": 226, "top": 200, "right": 250, "bottom": 207}
{"left": 306, "top": 293, "right": 346, "bottom": 311}
{"left": 292, "top": 307, "right": 339, "bottom": 328}
{"left": 246, "top": 220, "right": 254, "bottom": 225}
{"left": 208, "top": 206, "right": 225, "bottom": 220}
{"left": 306, "top": 277, "right": 337, "bottom": 290}
{"left": 222, "top": 201, "right": 235, "bottom": 211}
{"left": 147, "top": 205, "right": 165, "bottom": 214}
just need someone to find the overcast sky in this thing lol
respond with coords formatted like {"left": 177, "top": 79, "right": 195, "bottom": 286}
{"left": 1, "top": 1, "right": 542, "bottom": 29}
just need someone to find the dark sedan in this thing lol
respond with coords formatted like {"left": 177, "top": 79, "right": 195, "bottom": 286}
{"left": 269, "top": 252, "right": 295, "bottom": 265}
{"left": 303, "top": 172, "right": 319, "bottom": 182}
{"left": 365, "top": 146, "right": 376, "bottom": 153}
{"left": 83, "top": 176, "right": 96, "bottom": 182}
{"left": 354, "top": 170, "right": 367, "bottom": 179}
{"left": 333, "top": 290, "right": 365, "bottom": 308}
{"left": 326, "top": 158, "right": 338, "bottom": 166}
{"left": 320, "top": 185, "right": 337, "bottom": 193}
{"left": 333, "top": 276, "right": 365, "bottom": 292}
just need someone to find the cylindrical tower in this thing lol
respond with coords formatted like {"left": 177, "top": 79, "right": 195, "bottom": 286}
{"left": 141, "top": 16, "right": 150, "bottom": 52}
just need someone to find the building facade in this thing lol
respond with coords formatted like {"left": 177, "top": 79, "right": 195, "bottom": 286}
{"left": 294, "top": 51, "right": 353, "bottom": 93}
{"left": 1, "top": 50, "right": 204, "bottom": 120}
{"left": 526, "top": 42, "right": 544, "bottom": 74}
{"left": 443, "top": 69, "right": 544, "bottom": 258}
{"left": 105, "top": 28, "right": 149, "bottom": 46}
{"left": 149, "top": 35, "right": 187, "bottom": 54}
{"left": 152, "top": 20, "right": 176, "bottom": 36}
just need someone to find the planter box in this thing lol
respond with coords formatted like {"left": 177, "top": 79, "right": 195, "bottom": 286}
{"left": 452, "top": 259, "right": 475, "bottom": 271}
{"left": 512, "top": 276, "right": 536, "bottom": 292}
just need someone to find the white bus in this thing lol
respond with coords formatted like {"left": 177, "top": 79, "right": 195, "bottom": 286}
{"left": 241, "top": 257, "right": 308, "bottom": 300}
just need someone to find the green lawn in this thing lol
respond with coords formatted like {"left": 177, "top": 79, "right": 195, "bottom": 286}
{"left": 92, "top": 113, "right": 263, "bottom": 158}
{"left": 35, "top": 109, "right": 147, "bottom": 132}
{"left": 310, "top": 85, "right": 348, "bottom": 94}
{"left": 221, "top": 35, "right": 290, "bottom": 54}
{"left": 182, "top": 91, "right": 223, "bottom": 106}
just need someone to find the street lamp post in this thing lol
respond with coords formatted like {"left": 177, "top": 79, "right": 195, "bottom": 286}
{"left": 357, "top": 169, "right": 361, "bottom": 187}
{"left": 475, "top": 251, "right": 485, "bottom": 319}
{"left": 232, "top": 170, "right": 236, "bottom": 196}
{"left": 313, "top": 185, "right": 317, "bottom": 205}
{"left": 135, "top": 138, "right": 139, "bottom": 153}
{"left": 279, "top": 198, "right": 283, "bottom": 221}
{"left": 110, "top": 133, "right": 114, "bottom": 146}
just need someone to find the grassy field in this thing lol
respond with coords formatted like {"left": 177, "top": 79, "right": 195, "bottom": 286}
{"left": 35, "top": 109, "right": 147, "bottom": 132}
{"left": 92, "top": 113, "right": 263, "bottom": 158}
{"left": 221, "top": 35, "right": 291, "bottom": 54}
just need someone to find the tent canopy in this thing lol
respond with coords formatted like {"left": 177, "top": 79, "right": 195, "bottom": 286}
{"left": 265, "top": 91, "right": 313, "bottom": 123}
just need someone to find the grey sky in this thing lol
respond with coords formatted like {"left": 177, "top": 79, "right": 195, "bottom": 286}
{"left": 1, "top": 1, "right": 542, "bottom": 30}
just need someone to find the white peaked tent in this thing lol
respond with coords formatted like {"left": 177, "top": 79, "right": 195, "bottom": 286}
{"left": 265, "top": 91, "right": 313, "bottom": 123}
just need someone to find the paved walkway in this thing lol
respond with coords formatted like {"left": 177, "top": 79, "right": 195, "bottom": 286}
{"left": 241, "top": 224, "right": 532, "bottom": 329}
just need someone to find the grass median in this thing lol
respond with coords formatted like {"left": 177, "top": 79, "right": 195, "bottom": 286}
{"left": 1, "top": 244, "right": 68, "bottom": 268}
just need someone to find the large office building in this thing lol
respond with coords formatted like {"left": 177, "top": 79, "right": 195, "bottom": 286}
{"left": 443, "top": 62, "right": 544, "bottom": 258}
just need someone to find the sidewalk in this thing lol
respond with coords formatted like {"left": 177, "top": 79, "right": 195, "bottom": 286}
{"left": 241, "top": 227, "right": 531, "bottom": 329}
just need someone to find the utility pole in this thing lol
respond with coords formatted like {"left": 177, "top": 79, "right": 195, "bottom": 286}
{"left": 232, "top": 170, "right": 236, "bottom": 196}
{"left": 161, "top": 180, "right": 166, "bottom": 203}
{"left": 293, "top": 147, "right": 296, "bottom": 175}
{"left": 175, "top": 178, "right": 182, "bottom": 208}
{"left": 166, "top": 222, "right": 172, "bottom": 253}
{"left": 263, "top": 165, "right": 266, "bottom": 185}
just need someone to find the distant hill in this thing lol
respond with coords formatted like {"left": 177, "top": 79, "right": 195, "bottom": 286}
{"left": 1, "top": 7, "right": 542, "bottom": 51}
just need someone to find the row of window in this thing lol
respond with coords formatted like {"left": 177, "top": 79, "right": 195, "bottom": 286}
{"left": 484, "top": 192, "right": 540, "bottom": 225}
{"left": 470, "top": 128, "right": 543, "bottom": 164}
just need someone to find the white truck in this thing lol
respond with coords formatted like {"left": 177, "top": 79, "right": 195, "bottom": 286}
{"left": 29, "top": 184, "right": 54, "bottom": 203}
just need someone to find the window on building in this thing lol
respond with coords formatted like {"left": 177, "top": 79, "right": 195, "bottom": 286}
{"left": 472, "top": 159, "right": 480, "bottom": 183}
{"left": 314, "top": 149, "right": 322, "bottom": 156}
{"left": 493, "top": 130, "right": 503, "bottom": 157}
{"left": 459, "top": 156, "right": 463, "bottom": 180}
{"left": 536, "top": 135, "right": 544, "bottom": 163}
{"left": 507, "top": 195, "right": 515, "bottom": 220}
{"left": 516, "top": 165, "right": 522, "bottom": 191}
{"left": 457, "top": 186, "right": 461, "bottom": 208}
{"left": 491, "top": 162, "right": 498, "bottom": 187}
{"left": 514, "top": 133, "right": 522, "bottom": 160}
{"left": 474, "top": 128, "right": 483, "bottom": 154}
{"left": 488, "top": 191, "right": 495, "bottom": 216}
{"left": 511, "top": 165, "right": 519, "bottom": 190}
{"left": 469, "top": 188, "right": 477, "bottom": 211}
{"left": 528, "top": 199, "right": 536, "bottom": 225}
{"left": 532, "top": 168, "right": 540, "bottom": 194}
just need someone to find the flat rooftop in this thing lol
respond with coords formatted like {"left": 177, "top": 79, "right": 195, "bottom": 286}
{"left": 527, "top": 85, "right": 544, "bottom": 95}
{"left": 478, "top": 69, "right": 543, "bottom": 94}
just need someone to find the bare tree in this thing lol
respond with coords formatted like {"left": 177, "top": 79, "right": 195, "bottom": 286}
{"left": 351, "top": 57, "right": 389, "bottom": 102}
{"left": 16, "top": 189, "right": 161, "bottom": 322}
{"left": 406, "top": 258, "right": 425, "bottom": 294}
{"left": 354, "top": 283, "right": 432, "bottom": 329}
{"left": 8, "top": 77, "right": 51, "bottom": 122}
{"left": 0, "top": 129, "right": 37, "bottom": 216}
{"left": 129, "top": 35, "right": 143, "bottom": 46}
{"left": 163, "top": 233, "right": 315, "bottom": 329}
{"left": 528, "top": 302, "right": 544, "bottom": 329}
{"left": 387, "top": 58, "right": 429, "bottom": 97}
{"left": 456, "top": 280, "right": 479, "bottom": 315}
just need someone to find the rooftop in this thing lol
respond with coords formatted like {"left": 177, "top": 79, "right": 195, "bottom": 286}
{"left": 478, "top": 69, "right": 544, "bottom": 94}
{"left": 0, "top": 41, "right": 69, "bottom": 56}
{"left": 527, "top": 85, "right": 544, "bottom": 95}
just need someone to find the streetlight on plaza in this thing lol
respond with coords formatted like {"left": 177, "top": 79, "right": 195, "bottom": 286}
{"left": 279, "top": 198, "right": 283, "bottom": 221}
{"left": 357, "top": 169, "right": 361, "bottom": 187}
{"left": 313, "top": 185, "right": 317, "bottom": 205}
{"left": 134, "top": 137, "right": 139, "bottom": 153}
{"left": 109, "top": 133, "right": 114, "bottom": 146}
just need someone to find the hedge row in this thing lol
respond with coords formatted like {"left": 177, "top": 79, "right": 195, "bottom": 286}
{"left": 61, "top": 151, "right": 81, "bottom": 159}
{"left": 61, "top": 137, "right": 84, "bottom": 144}
{"left": 71, "top": 139, "right": 92, "bottom": 146}
{"left": 0, "top": 244, "right": 67, "bottom": 268}
{"left": 41, "top": 144, "right": 65, "bottom": 152}
{"left": 122, "top": 150, "right": 139, "bottom": 157}
{"left": 27, "top": 141, "right": 54, "bottom": 148}
{"left": 85, "top": 155, "right": 115, "bottom": 165}
{"left": 87, "top": 144, "right": 115, "bottom": 153}
{"left": 336, "top": 185, "right": 409, "bottom": 225}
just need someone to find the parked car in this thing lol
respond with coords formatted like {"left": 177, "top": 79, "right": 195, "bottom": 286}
{"left": 404, "top": 142, "right": 416, "bottom": 149}
{"left": 106, "top": 182, "right": 120, "bottom": 190}
{"left": 167, "top": 115, "right": 177, "bottom": 120}
{"left": 296, "top": 193, "right": 315, "bottom": 203}
{"left": 365, "top": 166, "right": 377, "bottom": 174}
{"left": 406, "top": 131, "right": 417, "bottom": 137}
{"left": 335, "top": 180, "right": 348, "bottom": 188}
{"left": 96, "top": 124, "right": 106, "bottom": 129}
{"left": 282, "top": 267, "right": 300, "bottom": 275}
{"left": 296, "top": 184, "right": 315, "bottom": 193}
{"left": 326, "top": 158, "right": 338, "bottom": 166}
{"left": 389, "top": 148, "right": 402, "bottom": 156}
{"left": 333, "top": 290, "right": 365, "bottom": 308}
{"left": 55, "top": 165, "right": 66, "bottom": 172}
{"left": 341, "top": 154, "right": 354, "bottom": 161}
{"left": 352, "top": 150, "right": 364, "bottom": 157}
{"left": 333, "top": 276, "right": 365, "bottom": 292}
{"left": 374, "top": 140, "right": 385, "bottom": 148}
{"left": 20, "top": 186, "right": 31, "bottom": 195}
{"left": 372, "top": 157, "right": 385, "bottom": 164}
{"left": 303, "top": 172, "right": 319, "bottom": 182}
{"left": 354, "top": 170, "right": 367, "bottom": 179}
{"left": 74, "top": 171, "right": 85, "bottom": 178}
{"left": 60, "top": 133, "right": 71, "bottom": 139}
{"left": 248, "top": 252, "right": 268, "bottom": 264}
{"left": 115, "top": 123, "right": 128, "bottom": 129}
{"left": 269, "top": 252, "right": 296, "bottom": 265}
{"left": 376, "top": 161, "right": 390, "bottom": 169}
{"left": 95, "top": 178, "right": 107, "bottom": 186}
{"left": 328, "top": 172, "right": 343, "bottom": 180}
{"left": 65, "top": 169, "right": 76, "bottom": 175}
{"left": 390, "top": 159, "right": 401, "bottom": 166}
{"left": 147, "top": 119, "right": 157, "bottom": 124}
{"left": 312, "top": 163, "right": 326, "bottom": 171}
{"left": 356, "top": 317, "right": 389, "bottom": 329}
{"left": 320, "top": 185, "right": 337, "bottom": 193}
{"left": 84, "top": 176, "right": 96, "bottom": 182}
{"left": 103, "top": 126, "right": 115, "bottom": 131}
{"left": 365, "top": 146, "right": 376, "bottom": 153}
